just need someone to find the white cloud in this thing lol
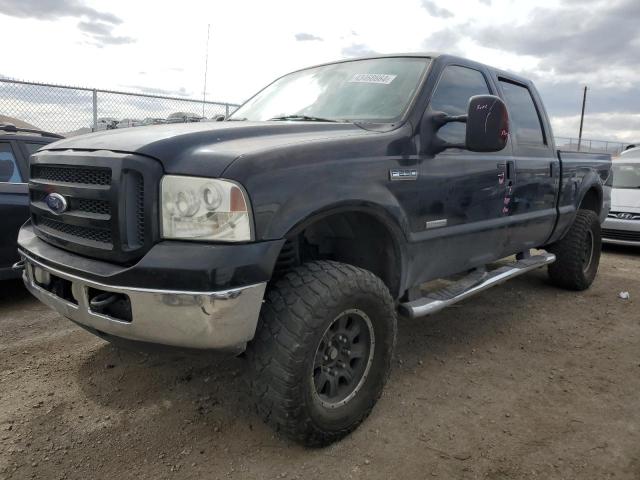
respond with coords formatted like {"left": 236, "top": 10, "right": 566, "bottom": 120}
{"left": 0, "top": 0, "right": 637, "bottom": 141}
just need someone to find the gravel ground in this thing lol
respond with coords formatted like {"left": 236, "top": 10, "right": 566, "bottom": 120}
{"left": 0, "top": 245, "right": 638, "bottom": 480}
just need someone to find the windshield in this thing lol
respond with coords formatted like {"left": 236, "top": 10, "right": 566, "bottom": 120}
{"left": 230, "top": 57, "right": 431, "bottom": 123}
{"left": 612, "top": 163, "right": 640, "bottom": 189}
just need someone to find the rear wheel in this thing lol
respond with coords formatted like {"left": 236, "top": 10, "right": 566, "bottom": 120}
{"left": 246, "top": 260, "right": 397, "bottom": 447}
{"left": 547, "top": 209, "right": 601, "bottom": 291}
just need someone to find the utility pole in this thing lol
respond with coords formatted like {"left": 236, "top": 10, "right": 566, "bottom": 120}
{"left": 577, "top": 85, "right": 587, "bottom": 151}
{"left": 202, "top": 24, "right": 210, "bottom": 118}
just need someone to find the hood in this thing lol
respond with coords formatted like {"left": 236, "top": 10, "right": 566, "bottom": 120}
{"left": 611, "top": 187, "right": 640, "bottom": 210}
{"left": 44, "top": 121, "right": 375, "bottom": 176}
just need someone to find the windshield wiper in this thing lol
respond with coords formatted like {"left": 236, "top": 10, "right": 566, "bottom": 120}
{"left": 268, "top": 115, "right": 339, "bottom": 123}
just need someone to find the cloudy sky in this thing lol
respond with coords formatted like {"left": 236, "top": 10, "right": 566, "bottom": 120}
{"left": 1, "top": 0, "right": 638, "bottom": 141}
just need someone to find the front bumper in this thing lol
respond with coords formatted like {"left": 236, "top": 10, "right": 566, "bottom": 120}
{"left": 17, "top": 225, "right": 282, "bottom": 350}
{"left": 602, "top": 217, "right": 640, "bottom": 246}
{"left": 21, "top": 252, "right": 266, "bottom": 350}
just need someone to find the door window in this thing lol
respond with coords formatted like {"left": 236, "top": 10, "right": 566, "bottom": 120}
{"left": 499, "top": 80, "right": 545, "bottom": 145}
{"left": 0, "top": 143, "right": 21, "bottom": 183}
{"left": 429, "top": 65, "right": 491, "bottom": 144}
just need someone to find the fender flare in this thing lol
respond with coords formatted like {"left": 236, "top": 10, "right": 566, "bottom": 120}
{"left": 575, "top": 174, "right": 604, "bottom": 216}
{"left": 281, "top": 201, "right": 409, "bottom": 298}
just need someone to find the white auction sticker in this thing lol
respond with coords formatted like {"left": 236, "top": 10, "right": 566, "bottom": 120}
{"left": 348, "top": 73, "right": 397, "bottom": 84}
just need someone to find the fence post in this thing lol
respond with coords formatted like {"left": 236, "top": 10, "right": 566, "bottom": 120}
{"left": 225, "top": 104, "right": 230, "bottom": 119}
{"left": 92, "top": 89, "right": 98, "bottom": 132}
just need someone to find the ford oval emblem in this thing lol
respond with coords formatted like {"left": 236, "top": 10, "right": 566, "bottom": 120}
{"left": 44, "top": 193, "right": 68, "bottom": 215}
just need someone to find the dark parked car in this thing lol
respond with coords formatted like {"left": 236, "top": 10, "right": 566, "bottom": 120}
{"left": 0, "top": 124, "right": 63, "bottom": 279}
{"left": 17, "top": 53, "right": 611, "bottom": 446}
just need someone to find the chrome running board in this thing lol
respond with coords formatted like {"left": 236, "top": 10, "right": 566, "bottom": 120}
{"left": 399, "top": 252, "right": 556, "bottom": 319}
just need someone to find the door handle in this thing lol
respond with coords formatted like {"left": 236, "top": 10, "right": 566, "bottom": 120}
{"left": 506, "top": 160, "right": 515, "bottom": 182}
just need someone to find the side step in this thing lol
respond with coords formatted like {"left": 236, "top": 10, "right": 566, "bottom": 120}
{"left": 399, "top": 253, "right": 556, "bottom": 319}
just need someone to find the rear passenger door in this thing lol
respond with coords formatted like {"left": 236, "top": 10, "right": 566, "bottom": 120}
{"left": 0, "top": 141, "right": 29, "bottom": 271}
{"left": 496, "top": 78, "right": 559, "bottom": 249}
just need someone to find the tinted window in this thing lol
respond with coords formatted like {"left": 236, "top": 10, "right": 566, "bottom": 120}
{"left": 499, "top": 80, "right": 545, "bottom": 145}
{"left": 429, "top": 65, "right": 491, "bottom": 144}
{"left": 0, "top": 143, "right": 21, "bottom": 183}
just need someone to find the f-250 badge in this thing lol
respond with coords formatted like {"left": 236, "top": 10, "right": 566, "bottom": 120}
{"left": 389, "top": 168, "right": 418, "bottom": 181}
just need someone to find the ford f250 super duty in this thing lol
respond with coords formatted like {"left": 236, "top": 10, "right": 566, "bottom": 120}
{"left": 16, "top": 53, "right": 611, "bottom": 446}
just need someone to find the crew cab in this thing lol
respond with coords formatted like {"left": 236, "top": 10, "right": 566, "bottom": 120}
{"left": 17, "top": 53, "right": 611, "bottom": 446}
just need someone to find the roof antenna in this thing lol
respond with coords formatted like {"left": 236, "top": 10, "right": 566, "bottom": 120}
{"left": 202, "top": 24, "right": 210, "bottom": 118}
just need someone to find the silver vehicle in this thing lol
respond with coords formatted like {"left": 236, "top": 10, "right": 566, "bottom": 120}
{"left": 115, "top": 118, "right": 143, "bottom": 129}
{"left": 602, "top": 149, "right": 640, "bottom": 246}
{"left": 141, "top": 117, "right": 166, "bottom": 126}
{"left": 166, "top": 112, "right": 203, "bottom": 123}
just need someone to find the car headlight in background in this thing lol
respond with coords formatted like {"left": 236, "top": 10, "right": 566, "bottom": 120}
{"left": 161, "top": 175, "right": 252, "bottom": 242}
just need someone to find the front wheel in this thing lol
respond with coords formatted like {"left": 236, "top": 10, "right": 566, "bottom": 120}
{"left": 547, "top": 209, "right": 601, "bottom": 291}
{"left": 246, "top": 260, "right": 397, "bottom": 447}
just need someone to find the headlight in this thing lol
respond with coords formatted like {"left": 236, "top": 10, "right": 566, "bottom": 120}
{"left": 161, "top": 176, "right": 252, "bottom": 242}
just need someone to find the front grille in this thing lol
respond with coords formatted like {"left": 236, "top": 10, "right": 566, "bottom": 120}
{"left": 73, "top": 198, "right": 111, "bottom": 215}
{"left": 602, "top": 229, "right": 640, "bottom": 242}
{"left": 31, "top": 165, "right": 111, "bottom": 185}
{"left": 31, "top": 191, "right": 111, "bottom": 216}
{"left": 36, "top": 216, "right": 112, "bottom": 245}
{"left": 29, "top": 153, "right": 161, "bottom": 264}
{"left": 134, "top": 172, "right": 145, "bottom": 245}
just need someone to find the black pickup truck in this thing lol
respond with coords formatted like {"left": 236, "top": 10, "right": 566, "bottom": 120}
{"left": 17, "top": 53, "right": 611, "bottom": 446}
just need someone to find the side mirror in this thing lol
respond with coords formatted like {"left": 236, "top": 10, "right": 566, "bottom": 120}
{"left": 214, "top": 115, "right": 226, "bottom": 122}
{"left": 422, "top": 94, "right": 509, "bottom": 155}
{"left": 0, "top": 159, "right": 15, "bottom": 182}
{"left": 465, "top": 95, "right": 509, "bottom": 152}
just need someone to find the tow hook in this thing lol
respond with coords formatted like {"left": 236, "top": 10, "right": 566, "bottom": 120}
{"left": 89, "top": 292, "right": 119, "bottom": 312}
{"left": 12, "top": 259, "right": 25, "bottom": 272}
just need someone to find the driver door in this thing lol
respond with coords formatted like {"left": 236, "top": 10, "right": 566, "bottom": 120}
{"left": 413, "top": 63, "right": 513, "bottom": 282}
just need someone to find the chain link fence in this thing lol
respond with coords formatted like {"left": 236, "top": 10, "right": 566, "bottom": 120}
{"left": 0, "top": 78, "right": 240, "bottom": 136}
{"left": 555, "top": 136, "right": 629, "bottom": 155}
{"left": 0, "top": 78, "right": 634, "bottom": 155}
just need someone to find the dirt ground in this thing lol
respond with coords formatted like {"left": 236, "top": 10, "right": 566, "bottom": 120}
{"left": 0, "top": 245, "right": 638, "bottom": 480}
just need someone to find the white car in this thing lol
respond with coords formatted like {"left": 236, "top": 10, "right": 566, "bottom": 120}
{"left": 602, "top": 148, "right": 640, "bottom": 246}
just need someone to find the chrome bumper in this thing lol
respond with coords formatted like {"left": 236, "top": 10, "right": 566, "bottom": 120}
{"left": 21, "top": 252, "right": 266, "bottom": 350}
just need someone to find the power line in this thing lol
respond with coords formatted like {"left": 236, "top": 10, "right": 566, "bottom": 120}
{"left": 577, "top": 85, "right": 587, "bottom": 152}
{"left": 202, "top": 24, "right": 210, "bottom": 117}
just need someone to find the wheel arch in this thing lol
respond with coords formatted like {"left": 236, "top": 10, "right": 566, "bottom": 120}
{"left": 578, "top": 184, "right": 603, "bottom": 216}
{"left": 276, "top": 203, "right": 408, "bottom": 299}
